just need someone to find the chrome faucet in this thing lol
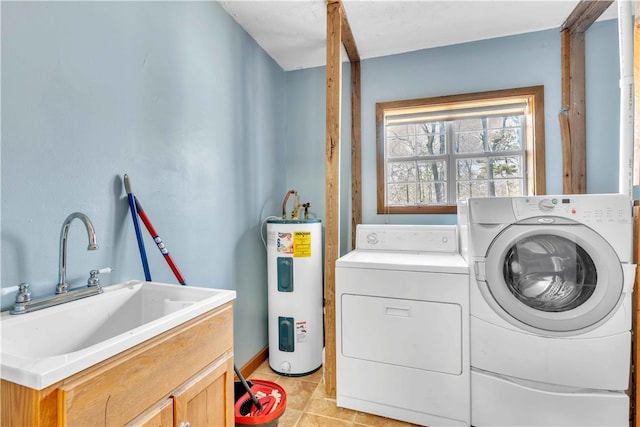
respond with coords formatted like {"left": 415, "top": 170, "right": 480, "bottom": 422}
{"left": 10, "top": 212, "right": 109, "bottom": 315}
{"left": 56, "top": 212, "right": 98, "bottom": 294}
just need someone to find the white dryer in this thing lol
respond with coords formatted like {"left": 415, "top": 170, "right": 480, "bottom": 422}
{"left": 458, "top": 194, "right": 636, "bottom": 427}
{"left": 336, "top": 225, "right": 470, "bottom": 426}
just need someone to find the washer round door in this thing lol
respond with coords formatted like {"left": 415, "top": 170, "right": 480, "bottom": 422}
{"left": 481, "top": 222, "right": 623, "bottom": 334}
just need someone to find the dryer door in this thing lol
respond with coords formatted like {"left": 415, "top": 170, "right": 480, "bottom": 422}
{"left": 480, "top": 222, "right": 623, "bottom": 333}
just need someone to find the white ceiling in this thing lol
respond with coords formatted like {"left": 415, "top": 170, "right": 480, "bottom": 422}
{"left": 219, "top": 0, "right": 619, "bottom": 71}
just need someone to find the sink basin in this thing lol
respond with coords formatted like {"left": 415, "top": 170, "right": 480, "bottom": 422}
{"left": 0, "top": 280, "right": 236, "bottom": 389}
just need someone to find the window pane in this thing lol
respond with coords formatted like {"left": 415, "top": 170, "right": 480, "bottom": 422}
{"left": 388, "top": 183, "right": 416, "bottom": 205}
{"left": 415, "top": 122, "right": 446, "bottom": 156}
{"left": 457, "top": 181, "right": 487, "bottom": 199}
{"left": 388, "top": 161, "right": 416, "bottom": 183}
{"left": 455, "top": 118, "right": 485, "bottom": 153}
{"left": 417, "top": 160, "right": 446, "bottom": 182}
{"left": 455, "top": 115, "right": 524, "bottom": 154}
{"left": 492, "top": 179, "right": 523, "bottom": 197}
{"left": 488, "top": 128, "right": 521, "bottom": 151}
{"left": 487, "top": 116, "right": 523, "bottom": 152}
{"left": 491, "top": 156, "right": 523, "bottom": 178}
{"left": 387, "top": 124, "right": 416, "bottom": 158}
{"left": 418, "top": 183, "right": 447, "bottom": 204}
{"left": 457, "top": 118, "right": 485, "bottom": 132}
{"left": 456, "top": 158, "right": 487, "bottom": 180}
{"left": 387, "top": 123, "right": 411, "bottom": 137}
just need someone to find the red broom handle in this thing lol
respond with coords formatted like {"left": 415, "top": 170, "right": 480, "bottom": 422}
{"left": 134, "top": 196, "right": 187, "bottom": 286}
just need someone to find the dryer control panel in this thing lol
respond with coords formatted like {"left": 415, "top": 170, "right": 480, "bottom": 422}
{"left": 355, "top": 224, "right": 458, "bottom": 253}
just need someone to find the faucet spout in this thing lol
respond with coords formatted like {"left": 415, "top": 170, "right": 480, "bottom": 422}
{"left": 56, "top": 212, "right": 98, "bottom": 294}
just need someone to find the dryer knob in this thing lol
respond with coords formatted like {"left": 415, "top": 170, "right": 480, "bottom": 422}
{"left": 366, "top": 233, "right": 379, "bottom": 245}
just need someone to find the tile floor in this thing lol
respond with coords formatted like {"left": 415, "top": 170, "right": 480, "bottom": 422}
{"left": 246, "top": 360, "right": 420, "bottom": 427}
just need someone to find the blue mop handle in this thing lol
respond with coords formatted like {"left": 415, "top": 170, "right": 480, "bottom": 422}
{"left": 124, "top": 174, "right": 152, "bottom": 281}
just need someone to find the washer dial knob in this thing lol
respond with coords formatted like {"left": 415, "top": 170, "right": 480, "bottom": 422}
{"left": 538, "top": 199, "right": 556, "bottom": 212}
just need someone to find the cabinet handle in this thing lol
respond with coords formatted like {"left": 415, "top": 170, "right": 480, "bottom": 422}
{"left": 180, "top": 422, "right": 190, "bottom": 427}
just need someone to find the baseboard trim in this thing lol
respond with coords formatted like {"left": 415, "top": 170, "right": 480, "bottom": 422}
{"left": 237, "top": 345, "right": 269, "bottom": 379}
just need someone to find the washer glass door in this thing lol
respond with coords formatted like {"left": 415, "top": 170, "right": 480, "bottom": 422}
{"left": 482, "top": 223, "right": 623, "bottom": 333}
{"left": 504, "top": 234, "right": 596, "bottom": 312}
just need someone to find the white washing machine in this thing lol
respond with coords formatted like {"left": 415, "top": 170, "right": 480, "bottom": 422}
{"left": 336, "top": 225, "right": 470, "bottom": 426}
{"left": 458, "top": 194, "right": 636, "bottom": 427}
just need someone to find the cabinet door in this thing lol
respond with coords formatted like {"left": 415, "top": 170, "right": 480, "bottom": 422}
{"left": 57, "top": 304, "right": 234, "bottom": 426}
{"left": 172, "top": 353, "right": 234, "bottom": 427}
{"left": 126, "top": 399, "right": 173, "bottom": 427}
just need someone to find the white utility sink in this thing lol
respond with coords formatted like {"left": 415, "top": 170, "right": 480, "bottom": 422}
{"left": 0, "top": 280, "right": 236, "bottom": 390}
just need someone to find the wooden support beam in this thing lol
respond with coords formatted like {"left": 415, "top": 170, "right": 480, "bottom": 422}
{"left": 635, "top": 1, "right": 640, "bottom": 191}
{"left": 568, "top": 30, "right": 587, "bottom": 194}
{"left": 560, "top": 29, "right": 573, "bottom": 193}
{"left": 562, "top": 0, "right": 614, "bottom": 33}
{"left": 324, "top": 0, "right": 361, "bottom": 397}
{"left": 559, "top": 0, "right": 612, "bottom": 194}
{"left": 351, "top": 60, "right": 362, "bottom": 250}
{"left": 324, "top": 0, "right": 342, "bottom": 398}
{"left": 340, "top": 5, "right": 360, "bottom": 63}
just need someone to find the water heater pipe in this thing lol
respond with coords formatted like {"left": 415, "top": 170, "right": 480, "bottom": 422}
{"left": 281, "top": 190, "right": 297, "bottom": 219}
{"left": 618, "top": 0, "right": 634, "bottom": 198}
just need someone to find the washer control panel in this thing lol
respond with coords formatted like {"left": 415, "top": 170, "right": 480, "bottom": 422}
{"left": 513, "top": 195, "right": 631, "bottom": 224}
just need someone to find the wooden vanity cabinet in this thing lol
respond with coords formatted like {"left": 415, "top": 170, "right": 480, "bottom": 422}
{"left": 126, "top": 399, "right": 174, "bottom": 427}
{"left": 171, "top": 355, "right": 234, "bottom": 427}
{"left": 1, "top": 301, "right": 235, "bottom": 427}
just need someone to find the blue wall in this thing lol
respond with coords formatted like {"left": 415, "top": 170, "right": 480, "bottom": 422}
{"left": 1, "top": 0, "right": 622, "bottom": 368}
{"left": 284, "top": 20, "right": 621, "bottom": 245}
{"left": 1, "top": 1, "right": 286, "bottom": 367}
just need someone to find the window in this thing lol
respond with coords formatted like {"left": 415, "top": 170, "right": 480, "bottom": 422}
{"left": 376, "top": 86, "right": 545, "bottom": 214}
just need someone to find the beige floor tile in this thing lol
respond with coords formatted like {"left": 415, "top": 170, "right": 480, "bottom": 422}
{"left": 248, "top": 371, "right": 280, "bottom": 383}
{"left": 304, "top": 397, "right": 357, "bottom": 421}
{"left": 253, "top": 359, "right": 273, "bottom": 374}
{"left": 277, "top": 407, "right": 303, "bottom": 427}
{"left": 299, "top": 366, "right": 324, "bottom": 384}
{"left": 296, "top": 412, "right": 353, "bottom": 427}
{"left": 274, "top": 376, "right": 319, "bottom": 411}
{"left": 311, "top": 380, "right": 330, "bottom": 399}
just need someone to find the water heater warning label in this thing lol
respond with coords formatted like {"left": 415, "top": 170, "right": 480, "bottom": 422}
{"left": 296, "top": 321, "right": 308, "bottom": 343}
{"left": 276, "top": 232, "right": 293, "bottom": 254}
{"left": 293, "top": 231, "right": 312, "bottom": 257}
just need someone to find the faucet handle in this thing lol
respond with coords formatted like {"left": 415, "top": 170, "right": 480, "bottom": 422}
{"left": 88, "top": 268, "right": 112, "bottom": 287}
{"left": 15, "top": 283, "right": 31, "bottom": 303}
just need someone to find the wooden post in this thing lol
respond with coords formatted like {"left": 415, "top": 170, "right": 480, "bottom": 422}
{"left": 324, "top": 0, "right": 342, "bottom": 398}
{"left": 560, "top": 29, "right": 573, "bottom": 194}
{"left": 334, "top": 0, "right": 362, "bottom": 250}
{"left": 569, "top": 30, "right": 586, "bottom": 194}
{"left": 324, "top": 0, "right": 361, "bottom": 398}
{"left": 560, "top": 0, "right": 613, "bottom": 194}
{"left": 351, "top": 60, "right": 362, "bottom": 250}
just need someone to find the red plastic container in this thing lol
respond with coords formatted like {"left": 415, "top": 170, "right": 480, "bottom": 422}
{"left": 234, "top": 380, "right": 287, "bottom": 427}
